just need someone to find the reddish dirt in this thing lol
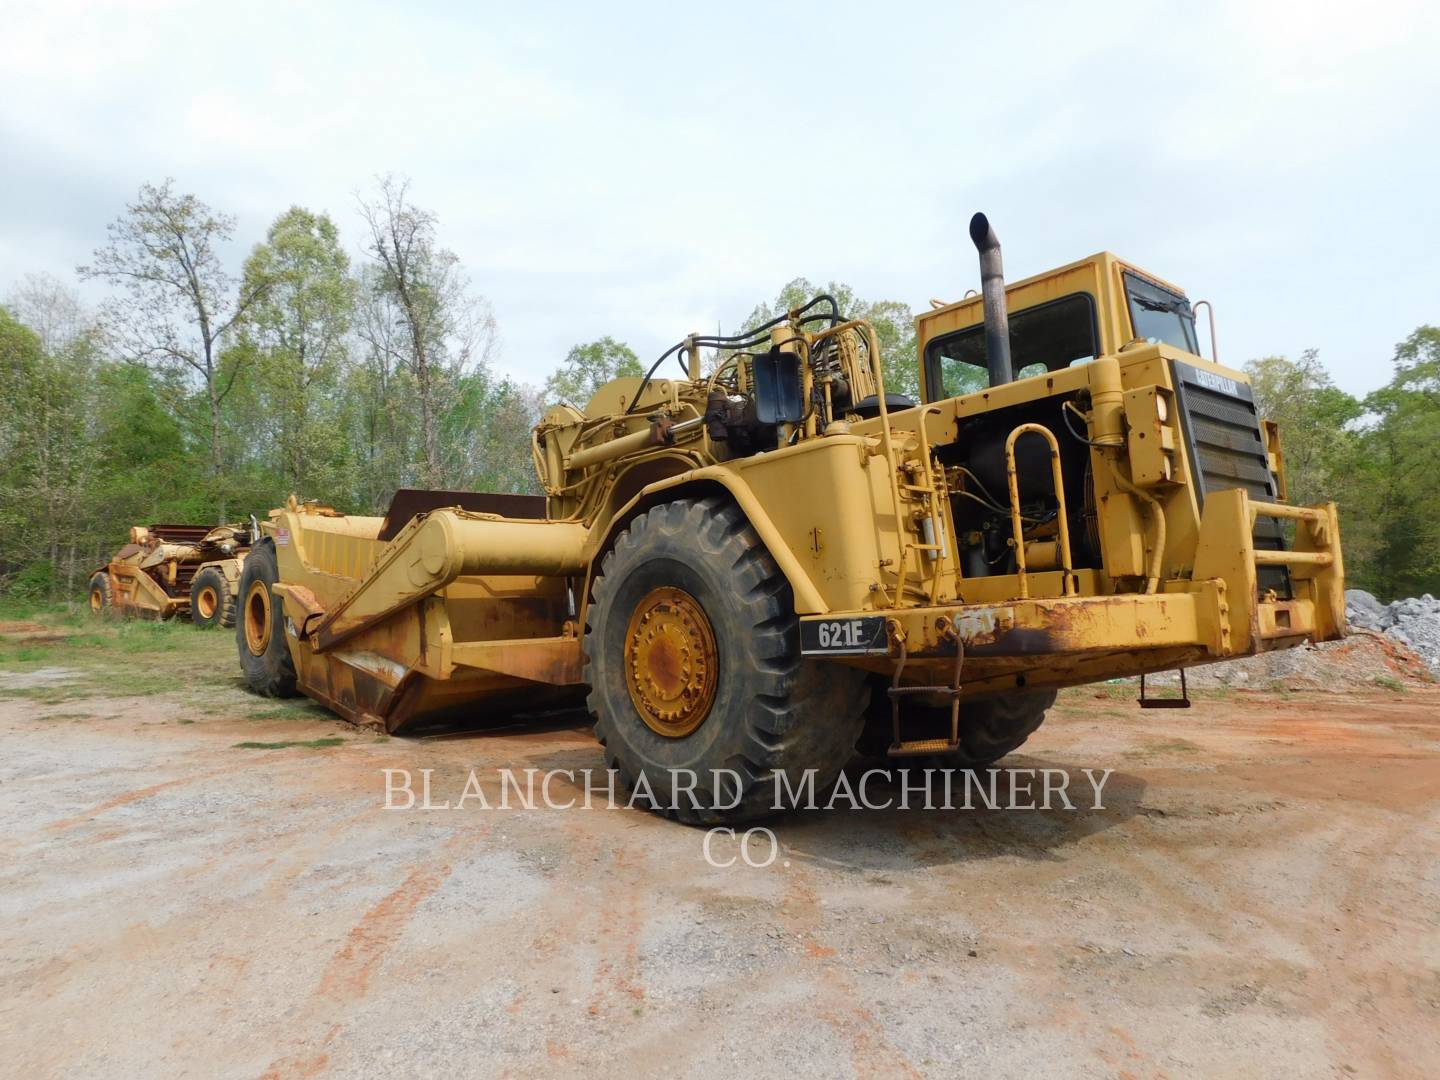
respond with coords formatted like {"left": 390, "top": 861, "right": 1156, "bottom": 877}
{"left": 1, "top": 683, "right": 1437, "bottom": 1077}
{"left": 0, "top": 620, "right": 73, "bottom": 643}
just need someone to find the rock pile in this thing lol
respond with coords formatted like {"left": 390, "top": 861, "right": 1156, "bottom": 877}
{"left": 1345, "top": 590, "right": 1440, "bottom": 676}
{"left": 1131, "top": 591, "right": 1437, "bottom": 693}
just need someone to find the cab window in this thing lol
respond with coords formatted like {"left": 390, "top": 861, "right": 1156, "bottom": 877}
{"left": 924, "top": 292, "right": 1099, "bottom": 400}
{"left": 1124, "top": 271, "right": 1199, "bottom": 353}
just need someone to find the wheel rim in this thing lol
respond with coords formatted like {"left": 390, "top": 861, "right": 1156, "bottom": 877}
{"left": 623, "top": 586, "right": 718, "bottom": 738}
{"left": 196, "top": 585, "right": 218, "bottom": 620}
{"left": 243, "top": 581, "right": 272, "bottom": 656}
{"left": 89, "top": 586, "right": 103, "bottom": 613}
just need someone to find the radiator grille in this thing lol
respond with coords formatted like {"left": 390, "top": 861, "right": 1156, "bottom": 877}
{"left": 1170, "top": 360, "right": 1290, "bottom": 596}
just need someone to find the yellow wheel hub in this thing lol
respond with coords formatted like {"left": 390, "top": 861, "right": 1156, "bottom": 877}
{"left": 90, "top": 586, "right": 103, "bottom": 613}
{"left": 243, "top": 581, "right": 272, "bottom": 657}
{"left": 196, "top": 585, "right": 218, "bottom": 620}
{"left": 623, "top": 586, "right": 718, "bottom": 738}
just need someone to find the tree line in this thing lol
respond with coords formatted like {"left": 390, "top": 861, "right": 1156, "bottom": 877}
{"left": 0, "top": 177, "right": 1433, "bottom": 602}
{"left": 1245, "top": 331, "right": 1440, "bottom": 600}
{"left": 0, "top": 177, "right": 919, "bottom": 601}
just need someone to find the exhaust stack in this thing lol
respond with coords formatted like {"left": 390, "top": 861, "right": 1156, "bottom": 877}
{"left": 969, "top": 212, "right": 1013, "bottom": 386}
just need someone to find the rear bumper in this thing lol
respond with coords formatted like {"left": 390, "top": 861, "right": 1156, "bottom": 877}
{"left": 800, "top": 493, "right": 1345, "bottom": 697}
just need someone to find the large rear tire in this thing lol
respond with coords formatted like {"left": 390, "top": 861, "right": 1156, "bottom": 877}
{"left": 236, "top": 540, "right": 297, "bottom": 698}
{"left": 859, "top": 685, "right": 1056, "bottom": 768}
{"left": 88, "top": 572, "right": 112, "bottom": 616}
{"left": 190, "top": 566, "right": 235, "bottom": 629}
{"left": 585, "top": 496, "right": 869, "bottom": 824}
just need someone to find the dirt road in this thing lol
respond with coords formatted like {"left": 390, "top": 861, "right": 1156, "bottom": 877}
{"left": 1, "top": 627, "right": 1437, "bottom": 1078}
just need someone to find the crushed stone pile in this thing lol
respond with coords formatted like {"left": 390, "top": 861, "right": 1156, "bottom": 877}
{"left": 1132, "top": 593, "right": 1437, "bottom": 693}
{"left": 1344, "top": 590, "right": 1440, "bottom": 677}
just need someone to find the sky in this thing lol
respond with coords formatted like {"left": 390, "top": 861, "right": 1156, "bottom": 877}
{"left": 2, "top": 0, "right": 1438, "bottom": 396}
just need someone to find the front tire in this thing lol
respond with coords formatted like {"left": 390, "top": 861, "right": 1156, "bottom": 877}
{"left": 88, "top": 572, "right": 112, "bottom": 616}
{"left": 189, "top": 566, "right": 234, "bottom": 629}
{"left": 585, "top": 496, "right": 869, "bottom": 824}
{"left": 236, "top": 540, "right": 297, "bottom": 697}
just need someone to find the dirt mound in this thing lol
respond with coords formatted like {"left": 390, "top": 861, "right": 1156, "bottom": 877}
{"left": 1141, "top": 629, "right": 1434, "bottom": 692}
{"left": 0, "top": 621, "right": 72, "bottom": 643}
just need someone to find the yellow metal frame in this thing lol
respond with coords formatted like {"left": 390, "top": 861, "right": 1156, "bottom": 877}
{"left": 255, "top": 244, "right": 1346, "bottom": 734}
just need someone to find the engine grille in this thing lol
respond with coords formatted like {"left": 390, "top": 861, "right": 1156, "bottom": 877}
{"left": 1170, "top": 360, "right": 1290, "bottom": 596}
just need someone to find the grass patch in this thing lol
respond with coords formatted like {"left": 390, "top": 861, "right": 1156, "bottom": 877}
{"left": 112, "top": 620, "right": 189, "bottom": 652}
{"left": 0, "top": 598, "right": 81, "bottom": 623}
{"left": 0, "top": 603, "right": 242, "bottom": 704}
{"left": 0, "top": 684, "right": 79, "bottom": 704}
{"left": 1190, "top": 686, "right": 1231, "bottom": 701}
{"left": 1372, "top": 674, "right": 1407, "bottom": 693}
{"left": 6, "top": 646, "right": 51, "bottom": 663}
{"left": 232, "top": 737, "right": 346, "bottom": 750}
{"left": 247, "top": 702, "right": 321, "bottom": 721}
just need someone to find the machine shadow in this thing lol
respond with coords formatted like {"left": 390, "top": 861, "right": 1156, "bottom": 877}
{"left": 383, "top": 709, "right": 1145, "bottom": 871}
{"left": 772, "top": 754, "right": 1147, "bottom": 870}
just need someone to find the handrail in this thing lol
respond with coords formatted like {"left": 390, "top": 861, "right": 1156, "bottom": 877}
{"left": 1254, "top": 549, "right": 1333, "bottom": 567}
{"left": 1249, "top": 500, "right": 1323, "bottom": 523}
{"left": 1004, "top": 424, "right": 1074, "bottom": 599}
{"left": 1192, "top": 300, "right": 1218, "bottom": 362}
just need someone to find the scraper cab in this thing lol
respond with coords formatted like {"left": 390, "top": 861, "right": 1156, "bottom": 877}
{"left": 239, "top": 213, "right": 1345, "bottom": 823}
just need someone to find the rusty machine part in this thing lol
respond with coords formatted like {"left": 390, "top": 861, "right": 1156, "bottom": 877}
{"left": 241, "top": 213, "right": 1345, "bottom": 823}
{"left": 622, "top": 585, "right": 719, "bottom": 738}
{"left": 89, "top": 522, "right": 253, "bottom": 625}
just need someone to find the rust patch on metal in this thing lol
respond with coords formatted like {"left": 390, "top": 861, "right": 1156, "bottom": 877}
{"left": 622, "top": 586, "right": 718, "bottom": 738}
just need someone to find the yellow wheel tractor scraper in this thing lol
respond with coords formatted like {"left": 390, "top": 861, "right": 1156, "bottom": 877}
{"left": 91, "top": 522, "right": 254, "bottom": 627}
{"left": 238, "top": 214, "right": 1345, "bottom": 822}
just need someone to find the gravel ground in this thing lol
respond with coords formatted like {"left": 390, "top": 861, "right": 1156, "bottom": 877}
{"left": 1, "top": 644, "right": 1438, "bottom": 1078}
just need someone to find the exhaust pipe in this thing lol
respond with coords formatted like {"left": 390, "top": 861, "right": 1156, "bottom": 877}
{"left": 969, "top": 212, "right": 1013, "bottom": 386}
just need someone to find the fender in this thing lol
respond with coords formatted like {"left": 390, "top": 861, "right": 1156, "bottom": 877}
{"left": 584, "top": 465, "right": 829, "bottom": 616}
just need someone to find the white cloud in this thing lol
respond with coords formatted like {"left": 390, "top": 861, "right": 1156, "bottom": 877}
{"left": 2, "top": 0, "right": 1437, "bottom": 392}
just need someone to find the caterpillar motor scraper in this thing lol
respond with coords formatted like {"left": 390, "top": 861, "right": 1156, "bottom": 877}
{"left": 91, "top": 523, "right": 253, "bottom": 628}
{"left": 238, "top": 214, "right": 1345, "bottom": 821}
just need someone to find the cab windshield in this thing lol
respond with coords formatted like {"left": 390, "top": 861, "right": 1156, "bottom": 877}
{"left": 1124, "top": 271, "right": 1199, "bottom": 353}
{"left": 925, "top": 292, "right": 1099, "bottom": 400}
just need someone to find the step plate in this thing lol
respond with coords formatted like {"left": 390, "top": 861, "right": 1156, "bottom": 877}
{"left": 887, "top": 738, "right": 960, "bottom": 757}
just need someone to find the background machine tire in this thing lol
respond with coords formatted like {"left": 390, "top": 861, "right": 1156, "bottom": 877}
{"left": 236, "top": 540, "right": 297, "bottom": 697}
{"left": 859, "top": 685, "right": 1057, "bottom": 768}
{"left": 585, "top": 496, "right": 869, "bottom": 824}
{"left": 189, "top": 566, "right": 235, "bottom": 629}
{"left": 88, "top": 572, "right": 112, "bottom": 616}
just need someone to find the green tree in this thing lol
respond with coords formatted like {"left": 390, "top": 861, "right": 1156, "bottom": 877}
{"left": 442, "top": 372, "right": 542, "bottom": 494}
{"left": 357, "top": 175, "right": 496, "bottom": 488}
{"left": 79, "top": 180, "right": 268, "bottom": 520}
{"left": 1244, "top": 349, "right": 1363, "bottom": 507}
{"left": 87, "top": 362, "right": 208, "bottom": 531}
{"left": 240, "top": 207, "right": 356, "bottom": 497}
{"left": 1352, "top": 328, "right": 1440, "bottom": 598}
{"left": 0, "top": 282, "right": 103, "bottom": 596}
{"left": 543, "top": 337, "right": 642, "bottom": 407}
